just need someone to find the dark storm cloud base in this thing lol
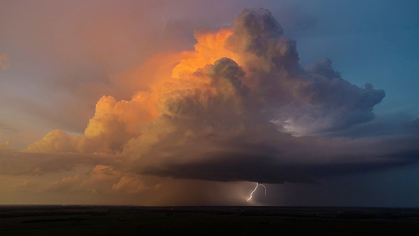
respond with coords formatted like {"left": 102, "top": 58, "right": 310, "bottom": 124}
{"left": 1, "top": 206, "right": 419, "bottom": 235}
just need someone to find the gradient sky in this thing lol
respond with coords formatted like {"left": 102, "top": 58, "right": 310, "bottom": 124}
{"left": 0, "top": 0, "right": 419, "bottom": 206}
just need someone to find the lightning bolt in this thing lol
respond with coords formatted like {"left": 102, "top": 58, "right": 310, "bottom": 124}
{"left": 260, "top": 184, "right": 267, "bottom": 196}
{"left": 247, "top": 182, "right": 267, "bottom": 201}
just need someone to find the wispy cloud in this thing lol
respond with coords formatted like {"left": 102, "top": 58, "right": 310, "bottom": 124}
{"left": 0, "top": 54, "right": 10, "bottom": 70}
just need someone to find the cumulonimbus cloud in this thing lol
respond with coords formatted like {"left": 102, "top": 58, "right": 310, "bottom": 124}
{"left": 16, "top": 8, "right": 418, "bottom": 185}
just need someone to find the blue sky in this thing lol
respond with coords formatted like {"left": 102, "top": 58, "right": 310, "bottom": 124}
{"left": 290, "top": 0, "right": 419, "bottom": 118}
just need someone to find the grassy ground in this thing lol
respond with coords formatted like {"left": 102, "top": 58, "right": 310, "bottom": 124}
{"left": 1, "top": 206, "right": 419, "bottom": 235}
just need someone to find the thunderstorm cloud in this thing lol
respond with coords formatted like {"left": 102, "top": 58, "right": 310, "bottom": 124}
{"left": 1, "top": 8, "right": 418, "bottom": 202}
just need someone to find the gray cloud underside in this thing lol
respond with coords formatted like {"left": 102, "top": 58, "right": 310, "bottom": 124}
{"left": 134, "top": 130, "right": 419, "bottom": 184}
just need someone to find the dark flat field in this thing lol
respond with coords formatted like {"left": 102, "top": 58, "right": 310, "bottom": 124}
{"left": 1, "top": 206, "right": 419, "bottom": 236}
